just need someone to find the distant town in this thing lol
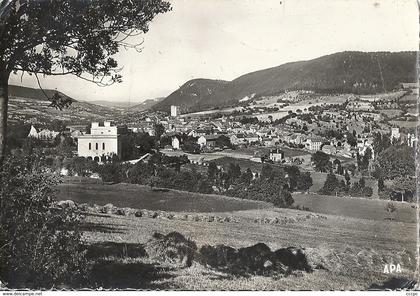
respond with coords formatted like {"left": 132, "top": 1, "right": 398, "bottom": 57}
{"left": 11, "top": 81, "right": 417, "bottom": 203}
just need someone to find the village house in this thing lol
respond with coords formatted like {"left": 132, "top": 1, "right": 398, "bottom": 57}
{"left": 197, "top": 134, "right": 220, "bottom": 148}
{"left": 67, "top": 125, "right": 86, "bottom": 138}
{"left": 171, "top": 136, "right": 180, "bottom": 150}
{"left": 77, "top": 121, "right": 125, "bottom": 162}
{"left": 261, "top": 137, "right": 278, "bottom": 147}
{"left": 407, "top": 133, "right": 417, "bottom": 148}
{"left": 269, "top": 148, "right": 285, "bottom": 162}
{"left": 230, "top": 134, "right": 247, "bottom": 146}
{"left": 346, "top": 100, "right": 375, "bottom": 112}
{"left": 27, "top": 125, "right": 60, "bottom": 140}
{"left": 391, "top": 127, "right": 400, "bottom": 141}
{"left": 399, "top": 82, "right": 419, "bottom": 94}
{"left": 321, "top": 144, "right": 337, "bottom": 155}
{"left": 305, "top": 136, "right": 324, "bottom": 151}
{"left": 244, "top": 133, "right": 260, "bottom": 144}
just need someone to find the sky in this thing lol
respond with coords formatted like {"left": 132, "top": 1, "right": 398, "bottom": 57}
{"left": 9, "top": 0, "right": 419, "bottom": 103}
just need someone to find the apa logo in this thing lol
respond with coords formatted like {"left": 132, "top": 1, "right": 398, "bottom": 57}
{"left": 383, "top": 263, "right": 402, "bottom": 274}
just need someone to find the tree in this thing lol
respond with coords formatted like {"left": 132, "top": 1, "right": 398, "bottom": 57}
{"left": 284, "top": 165, "right": 300, "bottom": 190}
{"left": 0, "top": 155, "right": 86, "bottom": 288}
{"left": 311, "top": 151, "right": 331, "bottom": 172}
{"left": 207, "top": 162, "right": 218, "bottom": 181}
{"left": 378, "top": 177, "right": 384, "bottom": 192}
{"left": 390, "top": 176, "right": 416, "bottom": 202}
{"left": 181, "top": 139, "right": 200, "bottom": 154}
{"left": 346, "top": 132, "right": 357, "bottom": 147}
{"left": 378, "top": 146, "right": 415, "bottom": 179}
{"left": 373, "top": 132, "right": 391, "bottom": 156}
{"left": 385, "top": 202, "right": 397, "bottom": 221}
{"left": 215, "top": 135, "right": 232, "bottom": 149}
{"left": 0, "top": 0, "right": 171, "bottom": 163}
{"left": 240, "top": 168, "right": 253, "bottom": 185}
{"left": 333, "top": 158, "right": 343, "bottom": 174}
{"left": 359, "top": 176, "right": 366, "bottom": 188}
{"left": 154, "top": 123, "right": 165, "bottom": 141}
{"left": 64, "top": 156, "right": 98, "bottom": 177}
{"left": 56, "top": 135, "right": 75, "bottom": 158}
{"left": 344, "top": 170, "right": 351, "bottom": 187}
{"left": 319, "top": 170, "right": 339, "bottom": 195}
{"left": 297, "top": 171, "right": 313, "bottom": 192}
{"left": 359, "top": 148, "right": 372, "bottom": 171}
{"left": 226, "top": 162, "right": 241, "bottom": 185}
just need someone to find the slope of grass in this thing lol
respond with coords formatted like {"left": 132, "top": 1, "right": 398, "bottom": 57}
{"left": 57, "top": 181, "right": 271, "bottom": 213}
{"left": 292, "top": 193, "right": 416, "bottom": 223}
{"left": 81, "top": 206, "right": 417, "bottom": 290}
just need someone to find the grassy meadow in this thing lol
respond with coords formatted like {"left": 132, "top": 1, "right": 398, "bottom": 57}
{"left": 57, "top": 179, "right": 418, "bottom": 290}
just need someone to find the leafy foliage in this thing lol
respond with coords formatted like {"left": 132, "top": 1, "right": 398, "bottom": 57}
{"left": 1, "top": 0, "right": 171, "bottom": 85}
{"left": 377, "top": 145, "right": 415, "bottom": 179}
{"left": 0, "top": 155, "right": 86, "bottom": 288}
{"left": 311, "top": 151, "right": 331, "bottom": 172}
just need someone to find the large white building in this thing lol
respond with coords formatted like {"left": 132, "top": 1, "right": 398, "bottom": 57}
{"left": 77, "top": 121, "right": 123, "bottom": 161}
{"left": 391, "top": 127, "right": 400, "bottom": 141}
{"left": 171, "top": 105, "right": 179, "bottom": 117}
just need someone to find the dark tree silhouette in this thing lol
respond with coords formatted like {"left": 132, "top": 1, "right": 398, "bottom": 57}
{"left": 0, "top": 0, "right": 171, "bottom": 163}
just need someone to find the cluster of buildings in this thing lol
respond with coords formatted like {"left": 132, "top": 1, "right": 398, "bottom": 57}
{"left": 25, "top": 88, "right": 418, "bottom": 169}
{"left": 27, "top": 125, "right": 60, "bottom": 140}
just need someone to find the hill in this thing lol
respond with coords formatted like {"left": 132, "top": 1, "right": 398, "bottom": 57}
{"left": 130, "top": 97, "right": 165, "bottom": 112}
{"left": 89, "top": 100, "right": 134, "bottom": 109}
{"left": 90, "top": 97, "right": 165, "bottom": 111}
{"left": 8, "top": 85, "right": 118, "bottom": 125}
{"left": 153, "top": 51, "right": 417, "bottom": 112}
{"left": 152, "top": 78, "right": 229, "bottom": 112}
{"left": 9, "top": 85, "right": 76, "bottom": 102}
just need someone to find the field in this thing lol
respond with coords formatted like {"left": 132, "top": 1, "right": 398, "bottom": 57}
{"left": 57, "top": 182, "right": 271, "bottom": 213}
{"left": 308, "top": 171, "right": 377, "bottom": 195}
{"left": 378, "top": 109, "right": 403, "bottom": 118}
{"left": 388, "top": 120, "right": 419, "bottom": 129}
{"left": 57, "top": 180, "right": 417, "bottom": 290}
{"left": 292, "top": 193, "right": 415, "bottom": 223}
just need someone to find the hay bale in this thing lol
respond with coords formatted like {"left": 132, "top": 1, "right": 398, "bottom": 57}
{"left": 134, "top": 210, "right": 143, "bottom": 217}
{"left": 100, "top": 203, "right": 116, "bottom": 214}
{"left": 149, "top": 211, "right": 159, "bottom": 218}
{"left": 273, "top": 247, "right": 312, "bottom": 272}
{"left": 115, "top": 208, "right": 126, "bottom": 216}
{"left": 144, "top": 232, "right": 197, "bottom": 267}
{"left": 216, "top": 216, "right": 224, "bottom": 223}
{"left": 56, "top": 200, "right": 78, "bottom": 210}
{"left": 237, "top": 243, "right": 274, "bottom": 273}
{"left": 123, "top": 207, "right": 136, "bottom": 216}
{"left": 90, "top": 204, "right": 101, "bottom": 213}
{"left": 180, "top": 214, "right": 189, "bottom": 221}
{"left": 199, "top": 244, "right": 238, "bottom": 268}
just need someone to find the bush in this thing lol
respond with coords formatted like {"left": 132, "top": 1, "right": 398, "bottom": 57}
{"left": 0, "top": 155, "right": 86, "bottom": 288}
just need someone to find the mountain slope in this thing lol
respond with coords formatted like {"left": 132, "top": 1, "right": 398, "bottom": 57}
{"left": 152, "top": 78, "right": 229, "bottom": 112}
{"left": 130, "top": 97, "right": 165, "bottom": 112}
{"left": 9, "top": 85, "right": 76, "bottom": 102}
{"left": 154, "top": 51, "right": 417, "bottom": 112}
{"left": 8, "top": 85, "right": 118, "bottom": 125}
